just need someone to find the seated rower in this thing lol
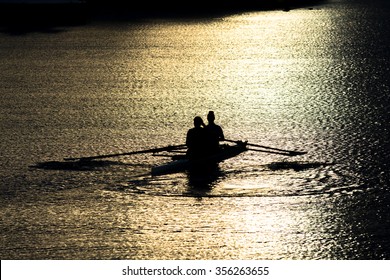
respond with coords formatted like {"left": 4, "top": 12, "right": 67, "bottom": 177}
{"left": 186, "top": 116, "right": 207, "bottom": 159}
{"left": 205, "top": 111, "right": 225, "bottom": 154}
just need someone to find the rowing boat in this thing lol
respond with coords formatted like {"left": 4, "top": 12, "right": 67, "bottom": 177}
{"left": 151, "top": 142, "right": 247, "bottom": 176}
{"left": 63, "top": 139, "right": 305, "bottom": 175}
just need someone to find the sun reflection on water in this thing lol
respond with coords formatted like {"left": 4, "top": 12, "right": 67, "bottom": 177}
{"left": 1, "top": 0, "right": 388, "bottom": 259}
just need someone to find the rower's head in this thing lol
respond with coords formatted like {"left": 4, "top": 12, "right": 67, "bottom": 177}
{"left": 207, "top": 111, "right": 215, "bottom": 123}
{"left": 194, "top": 116, "right": 204, "bottom": 128}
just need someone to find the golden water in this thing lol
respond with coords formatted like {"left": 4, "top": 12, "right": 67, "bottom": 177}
{"left": 1, "top": 0, "right": 390, "bottom": 259}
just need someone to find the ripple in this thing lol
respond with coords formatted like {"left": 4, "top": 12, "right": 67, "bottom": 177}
{"left": 102, "top": 158, "right": 370, "bottom": 199}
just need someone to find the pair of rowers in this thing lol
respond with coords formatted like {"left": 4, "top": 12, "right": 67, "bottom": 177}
{"left": 186, "top": 111, "right": 224, "bottom": 159}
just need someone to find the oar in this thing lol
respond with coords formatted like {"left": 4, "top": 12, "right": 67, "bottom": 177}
{"left": 247, "top": 148, "right": 304, "bottom": 156}
{"left": 64, "top": 144, "right": 187, "bottom": 161}
{"left": 225, "top": 139, "right": 306, "bottom": 156}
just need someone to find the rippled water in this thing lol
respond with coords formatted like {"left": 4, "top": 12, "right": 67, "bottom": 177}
{"left": 1, "top": 0, "right": 390, "bottom": 259}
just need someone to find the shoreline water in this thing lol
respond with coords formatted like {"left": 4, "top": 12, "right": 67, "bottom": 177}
{"left": 0, "top": 0, "right": 328, "bottom": 25}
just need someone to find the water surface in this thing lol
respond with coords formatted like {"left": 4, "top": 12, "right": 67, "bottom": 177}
{"left": 1, "top": 0, "right": 390, "bottom": 259}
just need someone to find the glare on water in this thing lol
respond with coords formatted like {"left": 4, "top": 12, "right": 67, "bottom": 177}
{"left": 1, "top": 1, "right": 390, "bottom": 259}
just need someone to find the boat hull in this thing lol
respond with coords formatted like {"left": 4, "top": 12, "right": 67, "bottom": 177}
{"left": 151, "top": 143, "right": 247, "bottom": 176}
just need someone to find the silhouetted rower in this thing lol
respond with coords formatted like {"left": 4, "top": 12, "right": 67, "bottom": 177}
{"left": 205, "top": 111, "right": 224, "bottom": 154}
{"left": 186, "top": 116, "right": 207, "bottom": 159}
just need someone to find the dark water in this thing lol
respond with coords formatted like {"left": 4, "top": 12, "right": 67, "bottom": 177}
{"left": 1, "top": 0, "right": 390, "bottom": 259}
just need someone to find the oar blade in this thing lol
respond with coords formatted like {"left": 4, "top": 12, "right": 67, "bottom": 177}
{"left": 288, "top": 151, "right": 307, "bottom": 156}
